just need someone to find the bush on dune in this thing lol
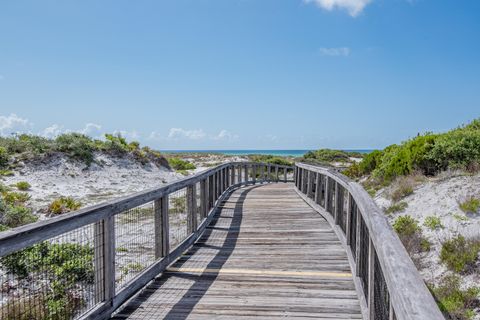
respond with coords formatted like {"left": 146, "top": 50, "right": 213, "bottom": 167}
{"left": 249, "top": 155, "right": 293, "bottom": 166}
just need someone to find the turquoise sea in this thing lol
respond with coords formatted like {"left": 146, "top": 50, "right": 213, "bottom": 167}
{"left": 161, "top": 149, "right": 374, "bottom": 157}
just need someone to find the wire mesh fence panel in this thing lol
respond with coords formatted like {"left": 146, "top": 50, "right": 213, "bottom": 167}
{"left": 374, "top": 250, "right": 391, "bottom": 320}
{"left": 358, "top": 215, "right": 370, "bottom": 299}
{"left": 168, "top": 188, "right": 189, "bottom": 250}
{"left": 115, "top": 201, "right": 156, "bottom": 290}
{"left": 327, "top": 177, "right": 336, "bottom": 216}
{"left": 337, "top": 185, "right": 348, "bottom": 234}
{"left": 0, "top": 224, "right": 98, "bottom": 320}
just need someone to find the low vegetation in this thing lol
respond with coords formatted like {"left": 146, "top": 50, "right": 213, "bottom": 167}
{"left": 0, "top": 132, "right": 169, "bottom": 168}
{"left": 15, "top": 181, "right": 31, "bottom": 191}
{"left": 423, "top": 216, "right": 444, "bottom": 230}
{"left": 167, "top": 157, "right": 196, "bottom": 171}
{"left": 302, "top": 149, "right": 363, "bottom": 165}
{"left": 392, "top": 215, "right": 430, "bottom": 263}
{"left": 385, "top": 201, "right": 408, "bottom": 214}
{"left": 459, "top": 196, "right": 480, "bottom": 214}
{"left": 440, "top": 235, "right": 480, "bottom": 273}
{"left": 47, "top": 197, "right": 82, "bottom": 216}
{"left": 431, "top": 274, "right": 480, "bottom": 320}
{"left": 0, "top": 242, "right": 94, "bottom": 319}
{"left": 0, "top": 184, "right": 37, "bottom": 230}
{"left": 249, "top": 154, "right": 293, "bottom": 166}
{"left": 345, "top": 119, "right": 480, "bottom": 183}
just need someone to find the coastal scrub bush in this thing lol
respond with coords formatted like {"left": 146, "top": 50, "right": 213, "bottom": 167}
{"left": 440, "top": 235, "right": 480, "bottom": 273}
{"left": 249, "top": 155, "right": 293, "bottom": 166}
{"left": 0, "top": 242, "right": 94, "bottom": 319}
{"left": 2, "top": 191, "right": 30, "bottom": 206}
{"left": 47, "top": 197, "right": 82, "bottom": 215}
{"left": 55, "top": 133, "right": 95, "bottom": 165}
{"left": 2, "top": 205, "right": 37, "bottom": 228}
{"left": 385, "top": 201, "right": 408, "bottom": 214}
{"left": 103, "top": 133, "right": 129, "bottom": 155}
{"left": 424, "top": 216, "right": 444, "bottom": 230}
{"left": 0, "top": 146, "right": 9, "bottom": 168}
{"left": 393, "top": 215, "right": 430, "bottom": 260}
{"left": 15, "top": 181, "right": 31, "bottom": 191}
{"left": 431, "top": 274, "right": 480, "bottom": 320}
{"left": 303, "top": 149, "right": 360, "bottom": 163}
{"left": 459, "top": 196, "right": 480, "bottom": 214}
{"left": 168, "top": 158, "right": 196, "bottom": 171}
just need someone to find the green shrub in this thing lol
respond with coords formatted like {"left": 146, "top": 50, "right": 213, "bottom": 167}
{"left": 424, "top": 216, "right": 444, "bottom": 230}
{"left": 393, "top": 215, "right": 430, "bottom": 261}
{"left": 2, "top": 191, "right": 30, "bottom": 206}
{"left": 0, "top": 242, "right": 94, "bottom": 319}
{"left": 431, "top": 274, "right": 480, "bottom": 320}
{"left": 103, "top": 133, "right": 129, "bottom": 155}
{"left": 55, "top": 133, "right": 95, "bottom": 165}
{"left": 249, "top": 155, "right": 293, "bottom": 166}
{"left": 459, "top": 196, "right": 480, "bottom": 214}
{"left": 440, "top": 235, "right": 480, "bottom": 273}
{"left": 47, "top": 197, "right": 82, "bottom": 215}
{"left": 2, "top": 205, "right": 37, "bottom": 227}
{"left": 0, "top": 169, "right": 14, "bottom": 176}
{"left": 385, "top": 201, "right": 408, "bottom": 214}
{"left": 168, "top": 158, "right": 196, "bottom": 171}
{"left": 359, "top": 150, "right": 383, "bottom": 175}
{"left": 15, "top": 181, "right": 31, "bottom": 191}
{"left": 0, "top": 146, "right": 9, "bottom": 168}
{"left": 303, "top": 149, "right": 356, "bottom": 163}
{"left": 393, "top": 215, "right": 420, "bottom": 237}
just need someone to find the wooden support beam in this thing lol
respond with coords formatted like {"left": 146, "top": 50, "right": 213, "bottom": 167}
{"left": 284, "top": 167, "right": 288, "bottom": 183}
{"left": 346, "top": 193, "right": 352, "bottom": 245}
{"left": 186, "top": 185, "right": 197, "bottom": 234}
{"left": 275, "top": 165, "right": 279, "bottom": 182}
{"left": 200, "top": 179, "right": 207, "bottom": 219}
{"left": 334, "top": 182, "right": 340, "bottom": 225}
{"left": 94, "top": 216, "right": 115, "bottom": 304}
{"left": 314, "top": 173, "right": 321, "bottom": 204}
{"left": 306, "top": 170, "right": 313, "bottom": 198}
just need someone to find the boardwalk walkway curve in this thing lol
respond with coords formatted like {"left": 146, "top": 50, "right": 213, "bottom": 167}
{"left": 0, "top": 162, "right": 443, "bottom": 320}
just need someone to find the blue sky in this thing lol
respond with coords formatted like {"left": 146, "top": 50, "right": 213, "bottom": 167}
{"left": 0, "top": 0, "right": 479, "bottom": 150}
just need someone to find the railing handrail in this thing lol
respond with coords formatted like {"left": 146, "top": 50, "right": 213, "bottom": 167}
{"left": 294, "top": 162, "right": 443, "bottom": 320}
{"left": 0, "top": 161, "right": 292, "bottom": 257}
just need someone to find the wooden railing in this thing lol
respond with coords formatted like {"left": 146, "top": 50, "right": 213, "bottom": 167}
{"left": 294, "top": 162, "right": 443, "bottom": 320}
{"left": 0, "top": 162, "right": 294, "bottom": 320}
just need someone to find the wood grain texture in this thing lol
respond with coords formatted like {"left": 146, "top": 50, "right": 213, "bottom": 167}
{"left": 113, "top": 183, "right": 362, "bottom": 320}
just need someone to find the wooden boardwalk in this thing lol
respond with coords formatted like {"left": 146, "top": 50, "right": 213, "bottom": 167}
{"left": 113, "top": 183, "right": 362, "bottom": 320}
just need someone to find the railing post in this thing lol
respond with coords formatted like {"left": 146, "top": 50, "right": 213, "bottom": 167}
{"left": 346, "top": 193, "right": 352, "bottom": 245}
{"left": 200, "top": 179, "right": 207, "bottom": 218}
{"left": 355, "top": 209, "right": 361, "bottom": 276}
{"left": 325, "top": 177, "right": 330, "bottom": 212}
{"left": 275, "top": 166, "right": 279, "bottom": 182}
{"left": 244, "top": 164, "right": 248, "bottom": 183}
{"left": 253, "top": 165, "right": 257, "bottom": 184}
{"left": 314, "top": 173, "right": 321, "bottom": 204}
{"left": 220, "top": 169, "right": 224, "bottom": 195}
{"left": 154, "top": 195, "right": 169, "bottom": 259}
{"left": 260, "top": 165, "right": 264, "bottom": 183}
{"left": 334, "top": 182, "right": 340, "bottom": 225}
{"left": 368, "top": 238, "right": 375, "bottom": 320}
{"left": 94, "top": 216, "right": 115, "bottom": 305}
{"left": 284, "top": 167, "right": 288, "bottom": 183}
{"left": 267, "top": 165, "right": 271, "bottom": 182}
{"left": 306, "top": 170, "right": 313, "bottom": 198}
{"left": 230, "top": 165, "right": 235, "bottom": 186}
{"left": 187, "top": 185, "right": 197, "bottom": 233}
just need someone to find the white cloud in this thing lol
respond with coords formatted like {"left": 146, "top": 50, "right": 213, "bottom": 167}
{"left": 319, "top": 47, "right": 351, "bottom": 56}
{"left": 168, "top": 128, "right": 206, "bottom": 140}
{"left": 113, "top": 130, "right": 140, "bottom": 140}
{"left": 0, "top": 114, "right": 31, "bottom": 135}
{"left": 40, "top": 124, "right": 64, "bottom": 138}
{"left": 80, "top": 123, "right": 102, "bottom": 136}
{"left": 305, "top": 0, "right": 372, "bottom": 17}
{"left": 212, "top": 130, "right": 239, "bottom": 141}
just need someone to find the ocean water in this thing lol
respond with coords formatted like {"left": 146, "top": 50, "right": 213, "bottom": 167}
{"left": 161, "top": 149, "right": 374, "bottom": 157}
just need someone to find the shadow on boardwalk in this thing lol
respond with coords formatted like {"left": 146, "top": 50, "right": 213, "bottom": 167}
{"left": 113, "top": 185, "right": 259, "bottom": 319}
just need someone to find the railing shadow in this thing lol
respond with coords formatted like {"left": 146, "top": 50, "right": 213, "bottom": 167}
{"left": 113, "top": 184, "right": 261, "bottom": 319}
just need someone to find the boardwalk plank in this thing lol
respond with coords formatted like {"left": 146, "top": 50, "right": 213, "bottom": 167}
{"left": 112, "top": 183, "right": 362, "bottom": 320}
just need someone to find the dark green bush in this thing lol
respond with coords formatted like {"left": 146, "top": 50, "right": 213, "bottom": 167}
{"left": 55, "top": 133, "right": 95, "bottom": 165}
{"left": 303, "top": 149, "right": 353, "bottom": 163}
{"left": 393, "top": 215, "right": 430, "bottom": 262}
{"left": 359, "top": 150, "right": 383, "bottom": 174}
{"left": 440, "top": 235, "right": 480, "bottom": 273}
{"left": 15, "top": 181, "right": 31, "bottom": 191}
